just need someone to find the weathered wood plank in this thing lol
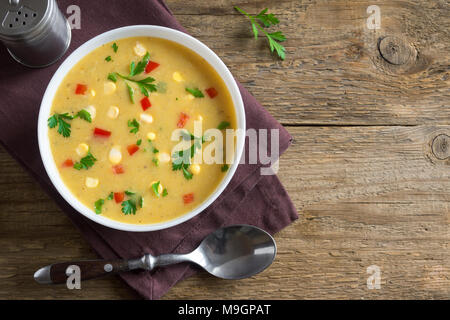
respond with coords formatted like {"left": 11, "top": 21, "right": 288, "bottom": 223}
{"left": 167, "top": 0, "right": 450, "bottom": 125}
{"left": 1, "top": 124, "right": 448, "bottom": 299}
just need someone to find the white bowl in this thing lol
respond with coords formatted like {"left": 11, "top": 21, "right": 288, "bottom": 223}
{"left": 37, "top": 25, "right": 246, "bottom": 232}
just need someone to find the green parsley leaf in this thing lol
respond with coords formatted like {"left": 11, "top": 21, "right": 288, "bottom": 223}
{"left": 217, "top": 121, "right": 230, "bottom": 130}
{"left": 128, "top": 118, "right": 139, "bottom": 134}
{"left": 107, "top": 72, "right": 117, "bottom": 82}
{"left": 116, "top": 74, "right": 156, "bottom": 100}
{"left": 48, "top": 113, "right": 73, "bottom": 137}
{"left": 235, "top": 6, "right": 286, "bottom": 60}
{"left": 106, "top": 192, "right": 114, "bottom": 200}
{"left": 147, "top": 140, "right": 159, "bottom": 153}
{"left": 129, "top": 52, "right": 150, "bottom": 77}
{"left": 162, "top": 188, "right": 168, "bottom": 197}
{"left": 221, "top": 164, "right": 229, "bottom": 172}
{"left": 185, "top": 87, "right": 204, "bottom": 98}
{"left": 125, "top": 190, "right": 135, "bottom": 196}
{"left": 151, "top": 181, "right": 161, "bottom": 197}
{"left": 182, "top": 166, "right": 193, "bottom": 180}
{"left": 75, "top": 109, "right": 92, "bottom": 123}
{"left": 268, "top": 36, "right": 286, "bottom": 60}
{"left": 152, "top": 157, "right": 159, "bottom": 166}
{"left": 121, "top": 199, "right": 137, "bottom": 215}
{"left": 112, "top": 42, "right": 118, "bottom": 53}
{"left": 105, "top": 56, "right": 112, "bottom": 62}
{"left": 73, "top": 151, "right": 97, "bottom": 170}
{"left": 255, "top": 8, "right": 279, "bottom": 27}
{"left": 138, "top": 196, "right": 143, "bottom": 208}
{"left": 94, "top": 199, "right": 104, "bottom": 214}
{"left": 126, "top": 82, "right": 134, "bottom": 103}
{"left": 136, "top": 139, "right": 142, "bottom": 146}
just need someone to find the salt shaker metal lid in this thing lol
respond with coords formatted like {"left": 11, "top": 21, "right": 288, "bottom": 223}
{"left": 0, "top": 0, "right": 71, "bottom": 68}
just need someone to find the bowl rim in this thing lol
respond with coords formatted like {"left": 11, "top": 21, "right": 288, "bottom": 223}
{"left": 37, "top": 25, "right": 246, "bottom": 232}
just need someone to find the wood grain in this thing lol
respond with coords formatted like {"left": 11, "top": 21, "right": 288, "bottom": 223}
{"left": 0, "top": 0, "right": 448, "bottom": 299}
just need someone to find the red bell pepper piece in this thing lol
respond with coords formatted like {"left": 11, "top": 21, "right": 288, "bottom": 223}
{"left": 62, "top": 159, "right": 74, "bottom": 168}
{"left": 112, "top": 164, "right": 125, "bottom": 174}
{"left": 127, "top": 144, "right": 139, "bottom": 156}
{"left": 205, "top": 87, "right": 218, "bottom": 98}
{"left": 177, "top": 112, "right": 189, "bottom": 128}
{"left": 140, "top": 97, "right": 151, "bottom": 111}
{"left": 145, "top": 61, "right": 160, "bottom": 73}
{"left": 75, "top": 84, "right": 88, "bottom": 95}
{"left": 114, "top": 192, "right": 125, "bottom": 203}
{"left": 183, "top": 193, "right": 194, "bottom": 204}
{"left": 93, "top": 127, "right": 111, "bottom": 137}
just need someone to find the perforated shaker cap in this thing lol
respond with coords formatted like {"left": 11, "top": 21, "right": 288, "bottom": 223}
{"left": 0, "top": 0, "right": 52, "bottom": 42}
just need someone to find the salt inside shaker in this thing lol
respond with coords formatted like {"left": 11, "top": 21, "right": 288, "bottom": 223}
{"left": 0, "top": 0, "right": 71, "bottom": 68}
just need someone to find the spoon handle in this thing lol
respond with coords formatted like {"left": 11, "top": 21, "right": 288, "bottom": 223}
{"left": 152, "top": 253, "right": 194, "bottom": 268}
{"left": 34, "top": 257, "right": 145, "bottom": 284}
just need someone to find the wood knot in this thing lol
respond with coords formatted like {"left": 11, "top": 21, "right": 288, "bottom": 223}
{"left": 431, "top": 134, "right": 450, "bottom": 160}
{"left": 378, "top": 36, "right": 415, "bottom": 65}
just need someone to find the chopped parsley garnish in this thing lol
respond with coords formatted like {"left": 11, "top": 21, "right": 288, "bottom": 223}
{"left": 136, "top": 139, "right": 142, "bottom": 146}
{"left": 128, "top": 118, "right": 139, "bottom": 134}
{"left": 162, "top": 188, "right": 168, "bottom": 197}
{"left": 152, "top": 157, "right": 159, "bottom": 166}
{"left": 94, "top": 192, "right": 114, "bottom": 214}
{"left": 48, "top": 110, "right": 92, "bottom": 137}
{"left": 105, "top": 55, "right": 112, "bottom": 62}
{"left": 120, "top": 191, "right": 143, "bottom": 214}
{"left": 94, "top": 199, "right": 104, "bottom": 215}
{"left": 125, "top": 76, "right": 157, "bottom": 98}
{"left": 129, "top": 52, "right": 150, "bottom": 77}
{"left": 126, "top": 82, "right": 134, "bottom": 103}
{"left": 234, "top": 6, "right": 286, "bottom": 60}
{"left": 182, "top": 166, "right": 193, "bottom": 180}
{"left": 109, "top": 52, "right": 157, "bottom": 102}
{"left": 147, "top": 140, "right": 159, "bottom": 153}
{"left": 48, "top": 113, "right": 73, "bottom": 137}
{"left": 121, "top": 199, "right": 137, "bottom": 215}
{"left": 151, "top": 181, "right": 161, "bottom": 197}
{"left": 73, "top": 151, "right": 97, "bottom": 170}
{"left": 75, "top": 109, "right": 92, "bottom": 123}
{"left": 107, "top": 73, "right": 117, "bottom": 82}
{"left": 217, "top": 121, "right": 230, "bottom": 130}
{"left": 185, "top": 87, "right": 204, "bottom": 98}
{"left": 221, "top": 164, "right": 229, "bottom": 172}
{"left": 112, "top": 42, "right": 118, "bottom": 53}
{"left": 172, "top": 133, "right": 204, "bottom": 180}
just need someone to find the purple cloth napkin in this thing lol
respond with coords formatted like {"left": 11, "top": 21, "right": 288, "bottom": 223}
{"left": 0, "top": 0, "right": 297, "bottom": 299}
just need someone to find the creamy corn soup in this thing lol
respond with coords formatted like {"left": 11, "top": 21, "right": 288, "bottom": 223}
{"left": 48, "top": 37, "right": 236, "bottom": 224}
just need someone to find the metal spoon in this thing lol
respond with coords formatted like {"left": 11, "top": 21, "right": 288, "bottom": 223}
{"left": 34, "top": 224, "right": 276, "bottom": 284}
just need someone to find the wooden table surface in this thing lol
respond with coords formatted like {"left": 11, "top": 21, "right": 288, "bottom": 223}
{"left": 1, "top": 0, "right": 449, "bottom": 299}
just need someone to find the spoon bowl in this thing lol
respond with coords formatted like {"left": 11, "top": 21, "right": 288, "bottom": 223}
{"left": 194, "top": 225, "right": 277, "bottom": 279}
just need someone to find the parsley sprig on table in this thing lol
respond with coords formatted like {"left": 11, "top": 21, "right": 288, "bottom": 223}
{"left": 234, "top": 6, "right": 286, "bottom": 60}
{"left": 108, "top": 52, "right": 157, "bottom": 103}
